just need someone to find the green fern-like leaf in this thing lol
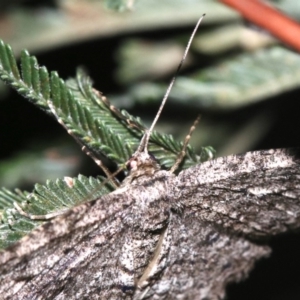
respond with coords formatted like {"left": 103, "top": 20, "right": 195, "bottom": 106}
{"left": 69, "top": 70, "right": 215, "bottom": 168}
{"left": 0, "top": 39, "right": 214, "bottom": 170}
{"left": 0, "top": 175, "right": 114, "bottom": 249}
{"left": 124, "top": 46, "right": 300, "bottom": 110}
{"left": 0, "top": 39, "right": 214, "bottom": 248}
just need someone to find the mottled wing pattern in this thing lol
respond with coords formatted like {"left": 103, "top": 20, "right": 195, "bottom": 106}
{"left": 176, "top": 148, "right": 300, "bottom": 238}
{"left": 0, "top": 192, "right": 134, "bottom": 300}
{"left": 140, "top": 149, "right": 300, "bottom": 299}
{"left": 142, "top": 216, "right": 270, "bottom": 300}
{"left": 1, "top": 149, "right": 300, "bottom": 299}
{"left": 0, "top": 171, "right": 172, "bottom": 300}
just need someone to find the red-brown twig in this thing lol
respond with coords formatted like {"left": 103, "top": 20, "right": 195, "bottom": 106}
{"left": 220, "top": 0, "right": 300, "bottom": 52}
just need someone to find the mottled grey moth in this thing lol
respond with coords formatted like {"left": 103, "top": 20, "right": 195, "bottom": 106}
{"left": 1, "top": 147, "right": 300, "bottom": 299}
{"left": 1, "top": 15, "right": 300, "bottom": 300}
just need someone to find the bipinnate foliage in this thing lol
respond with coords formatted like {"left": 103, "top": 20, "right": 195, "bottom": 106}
{"left": 0, "top": 39, "right": 214, "bottom": 249}
{"left": 0, "top": 176, "right": 114, "bottom": 249}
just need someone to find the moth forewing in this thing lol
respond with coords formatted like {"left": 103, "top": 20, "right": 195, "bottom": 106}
{"left": 175, "top": 148, "right": 300, "bottom": 237}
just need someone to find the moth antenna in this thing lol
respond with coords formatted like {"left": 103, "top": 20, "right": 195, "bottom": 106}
{"left": 170, "top": 115, "right": 201, "bottom": 173}
{"left": 138, "top": 14, "right": 206, "bottom": 154}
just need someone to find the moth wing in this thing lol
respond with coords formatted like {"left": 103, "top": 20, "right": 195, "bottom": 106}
{"left": 177, "top": 148, "right": 300, "bottom": 238}
{"left": 0, "top": 192, "right": 136, "bottom": 299}
{"left": 142, "top": 215, "right": 270, "bottom": 299}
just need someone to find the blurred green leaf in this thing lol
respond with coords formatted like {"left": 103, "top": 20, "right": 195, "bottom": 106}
{"left": 118, "top": 46, "right": 300, "bottom": 110}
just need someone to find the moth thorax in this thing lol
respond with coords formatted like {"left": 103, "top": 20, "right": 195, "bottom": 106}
{"left": 125, "top": 152, "right": 161, "bottom": 182}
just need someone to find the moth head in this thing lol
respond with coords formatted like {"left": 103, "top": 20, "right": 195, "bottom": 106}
{"left": 125, "top": 151, "right": 160, "bottom": 182}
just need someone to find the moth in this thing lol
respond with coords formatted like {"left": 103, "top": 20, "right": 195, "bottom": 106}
{"left": 1, "top": 15, "right": 300, "bottom": 300}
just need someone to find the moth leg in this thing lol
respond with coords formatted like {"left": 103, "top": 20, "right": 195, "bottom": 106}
{"left": 13, "top": 201, "right": 69, "bottom": 220}
{"left": 170, "top": 115, "right": 200, "bottom": 173}
{"left": 133, "top": 225, "right": 171, "bottom": 300}
{"left": 134, "top": 287, "right": 150, "bottom": 300}
{"left": 81, "top": 145, "right": 120, "bottom": 188}
{"left": 47, "top": 100, "right": 119, "bottom": 188}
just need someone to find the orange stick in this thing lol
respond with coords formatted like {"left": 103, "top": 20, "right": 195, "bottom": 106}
{"left": 220, "top": 0, "right": 300, "bottom": 52}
